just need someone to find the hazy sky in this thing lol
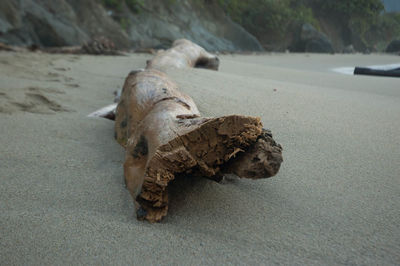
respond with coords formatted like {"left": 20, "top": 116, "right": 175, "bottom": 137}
{"left": 382, "top": 0, "right": 400, "bottom": 12}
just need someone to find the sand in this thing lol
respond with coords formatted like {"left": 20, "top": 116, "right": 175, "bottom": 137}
{"left": 1, "top": 51, "right": 399, "bottom": 265}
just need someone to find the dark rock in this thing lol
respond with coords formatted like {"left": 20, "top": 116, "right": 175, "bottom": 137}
{"left": 386, "top": 39, "right": 400, "bottom": 53}
{"left": 305, "top": 39, "right": 334, "bottom": 53}
{"left": 66, "top": 0, "right": 131, "bottom": 49}
{"left": 0, "top": 0, "right": 131, "bottom": 48}
{"left": 0, "top": 0, "right": 263, "bottom": 52}
{"left": 117, "top": 0, "right": 263, "bottom": 52}
{"left": 290, "top": 23, "right": 334, "bottom": 53}
{"left": 343, "top": 45, "right": 356, "bottom": 54}
{"left": 300, "top": 23, "right": 321, "bottom": 41}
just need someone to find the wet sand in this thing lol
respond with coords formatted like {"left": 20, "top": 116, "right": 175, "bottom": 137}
{"left": 1, "top": 51, "right": 399, "bottom": 265}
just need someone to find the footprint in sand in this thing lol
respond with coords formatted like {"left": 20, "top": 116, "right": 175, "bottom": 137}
{"left": 27, "top": 86, "right": 65, "bottom": 94}
{"left": 0, "top": 87, "right": 72, "bottom": 114}
{"left": 50, "top": 67, "right": 79, "bottom": 87}
{"left": 54, "top": 67, "right": 71, "bottom": 71}
{"left": 46, "top": 72, "right": 62, "bottom": 82}
{"left": 65, "top": 83, "right": 80, "bottom": 88}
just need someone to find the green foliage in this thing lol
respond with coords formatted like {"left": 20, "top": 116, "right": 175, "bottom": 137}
{"left": 97, "top": 0, "right": 396, "bottom": 51}
{"left": 377, "top": 13, "right": 400, "bottom": 38}
{"left": 98, "top": 0, "right": 143, "bottom": 13}
{"left": 100, "top": 0, "right": 123, "bottom": 9}
{"left": 289, "top": 4, "right": 318, "bottom": 28}
{"left": 215, "top": 0, "right": 317, "bottom": 38}
{"left": 316, "top": 0, "right": 384, "bottom": 19}
{"left": 214, "top": 0, "right": 384, "bottom": 33}
{"left": 119, "top": 17, "right": 130, "bottom": 30}
{"left": 126, "top": 0, "right": 144, "bottom": 13}
{"left": 213, "top": 0, "right": 389, "bottom": 50}
{"left": 367, "top": 13, "right": 400, "bottom": 50}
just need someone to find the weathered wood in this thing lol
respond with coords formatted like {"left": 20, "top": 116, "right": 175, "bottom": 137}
{"left": 146, "top": 39, "right": 219, "bottom": 71}
{"left": 0, "top": 42, "right": 15, "bottom": 52}
{"left": 115, "top": 39, "right": 282, "bottom": 222}
{"left": 223, "top": 129, "right": 283, "bottom": 179}
{"left": 23, "top": 37, "right": 124, "bottom": 55}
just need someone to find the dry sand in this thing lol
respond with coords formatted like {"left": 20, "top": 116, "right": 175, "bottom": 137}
{"left": 1, "top": 51, "right": 399, "bottom": 265}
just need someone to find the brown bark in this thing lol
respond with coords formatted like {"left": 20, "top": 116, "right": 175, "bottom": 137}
{"left": 27, "top": 37, "right": 124, "bottom": 55}
{"left": 115, "top": 39, "right": 282, "bottom": 222}
{"left": 0, "top": 42, "right": 15, "bottom": 52}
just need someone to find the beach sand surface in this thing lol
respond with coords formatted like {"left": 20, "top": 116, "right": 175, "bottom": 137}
{"left": 1, "top": 51, "right": 399, "bottom": 265}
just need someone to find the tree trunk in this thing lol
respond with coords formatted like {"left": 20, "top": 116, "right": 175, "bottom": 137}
{"left": 115, "top": 39, "right": 283, "bottom": 222}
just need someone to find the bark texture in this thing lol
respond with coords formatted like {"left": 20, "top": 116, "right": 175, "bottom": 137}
{"left": 0, "top": 42, "right": 15, "bottom": 51}
{"left": 115, "top": 39, "right": 282, "bottom": 222}
{"left": 7, "top": 37, "right": 124, "bottom": 55}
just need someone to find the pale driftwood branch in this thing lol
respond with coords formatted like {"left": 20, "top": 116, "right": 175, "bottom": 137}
{"left": 146, "top": 39, "right": 219, "bottom": 71}
{"left": 115, "top": 39, "right": 282, "bottom": 222}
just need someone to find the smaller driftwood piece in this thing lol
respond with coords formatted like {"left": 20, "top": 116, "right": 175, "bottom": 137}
{"left": 0, "top": 42, "right": 15, "bottom": 51}
{"left": 43, "top": 36, "right": 123, "bottom": 55}
{"left": 115, "top": 39, "right": 283, "bottom": 222}
{"left": 0, "top": 37, "right": 123, "bottom": 55}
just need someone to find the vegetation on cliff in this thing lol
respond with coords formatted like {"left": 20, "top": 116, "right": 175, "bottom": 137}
{"left": 96, "top": 0, "right": 399, "bottom": 52}
{"left": 99, "top": 0, "right": 144, "bottom": 13}
{"left": 216, "top": 0, "right": 315, "bottom": 35}
{"left": 213, "top": 0, "right": 396, "bottom": 51}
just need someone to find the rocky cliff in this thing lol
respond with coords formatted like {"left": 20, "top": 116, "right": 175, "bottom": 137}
{"left": 0, "top": 0, "right": 263, "bottom": 51}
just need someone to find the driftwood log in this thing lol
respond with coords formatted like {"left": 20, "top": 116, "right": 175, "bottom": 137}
{"left": 115, "top": 39, "right": 283, "bottom": 222}
{"left": 0, "top": 42, "right": 15, "bottom": 52}
{"left": 146, "top": 39, "right": 219, "bottom": 71}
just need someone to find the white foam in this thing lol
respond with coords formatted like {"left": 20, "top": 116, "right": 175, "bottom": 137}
{"left": 332, "top": 67, "right": 355, "bottom": 75}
